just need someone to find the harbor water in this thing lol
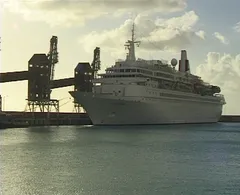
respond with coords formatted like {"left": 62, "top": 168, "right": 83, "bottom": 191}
{"left": 1, "top": 123, "right": 240, "bottom": 195}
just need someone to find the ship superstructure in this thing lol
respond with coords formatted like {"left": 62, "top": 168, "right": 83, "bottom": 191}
{"left": 70, "top": 23, "right": 226, "bottom": 125}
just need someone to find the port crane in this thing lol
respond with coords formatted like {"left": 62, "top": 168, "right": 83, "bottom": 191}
{"left": 47, "top": 36, "right": 59, "bottom": 81}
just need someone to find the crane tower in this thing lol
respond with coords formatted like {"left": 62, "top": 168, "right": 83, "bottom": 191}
{"left": 91, "top": 47, "right": 101, "bottom": 79}
{"left": 47, "top": 36, "right": 59, "bottom": 81}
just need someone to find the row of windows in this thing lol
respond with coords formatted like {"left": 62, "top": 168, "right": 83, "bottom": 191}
{"left": 29, "top": 64, "right": 49, "bottom": 68}
{"left": 102, "top": 73, "right": 174, "bottom": 81}
{"left": 29, "top": 93, "right": 49, "bottom": 98}
{"left": 146, "top": 91, "right": 219, "bottom": 102}
{"left": 75, "top": 72, "right": 93, "bottom": 75}
{"left": 105, "top": 68, "right": 190, "bottom": 82}
{"left": 101, "top": 75, "right": 192, "bottom": 93}
{"left": 103, "top": 74, "right": 137, "bottom": 78}
{"left": 107, "top": 68, "right": 172, "bottom": 78}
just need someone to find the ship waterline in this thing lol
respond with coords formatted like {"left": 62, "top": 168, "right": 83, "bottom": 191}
{"left": 70, "top": 91, "right": 223, "bottom": 125}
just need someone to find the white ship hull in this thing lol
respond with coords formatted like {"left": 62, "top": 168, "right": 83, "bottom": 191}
{"left": 69, "top": 91, "right": 224, "bottom": 125}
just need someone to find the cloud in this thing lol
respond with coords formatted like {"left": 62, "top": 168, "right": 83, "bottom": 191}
{"left": 195, "top": 30, "right": 205, "bottom": 39}
{"left": 233, "top": 22, "right": 240, "bottom": 32}
{"left": 3, "top": 0, "right": 187, "bottom": 26}
{"left": 213, "top": 32, "right": 229, "bottom": 45}
{"left": 196, "top": 52, "right": 240, "bottom": 114}
{"left": 80, "top": 11, "right": 205, "bottom": 56}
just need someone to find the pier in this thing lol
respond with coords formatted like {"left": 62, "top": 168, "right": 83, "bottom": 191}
{"left": 0, "top": 111, "right": 238, "bottom": 129}
{"left": 2, "top": 111, "right": 92, "bottom": 128}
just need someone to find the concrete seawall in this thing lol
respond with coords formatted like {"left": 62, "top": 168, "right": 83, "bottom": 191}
{"left": 3, "top": 111, "right": 92, "bottom": 128}
{"left": 219, "top": 115, "right": 240, "bottom": 122}
{"left": 1, "top": 111, "right": 240, "bottom": 128}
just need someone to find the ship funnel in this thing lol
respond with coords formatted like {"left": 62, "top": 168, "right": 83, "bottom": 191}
{"left": 179, "top": 50, "right": 190, "bottom": 73}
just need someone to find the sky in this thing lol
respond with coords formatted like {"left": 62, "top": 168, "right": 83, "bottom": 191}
{"left": 0, "top": 0, "right": 240, "bottom": 114}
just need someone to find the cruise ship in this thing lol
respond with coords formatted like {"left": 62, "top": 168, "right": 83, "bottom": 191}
{"left": 70, "top": 24, "right": 226, "bottom": 125}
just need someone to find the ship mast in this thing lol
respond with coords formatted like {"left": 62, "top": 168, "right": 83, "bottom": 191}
{"left": 124, "top": 22, "right": 140, "bottom": 62}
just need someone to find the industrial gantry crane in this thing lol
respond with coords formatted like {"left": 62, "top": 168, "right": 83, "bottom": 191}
{"left": 47, "top": 36, "right": 59, "bottom": 81}
{"left": 91, "top": 47, "right": 101, "bottom": 79}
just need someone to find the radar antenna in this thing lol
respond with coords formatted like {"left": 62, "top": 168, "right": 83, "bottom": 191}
{"left": 124, "top": 22, "right": 140, "bottom": 61}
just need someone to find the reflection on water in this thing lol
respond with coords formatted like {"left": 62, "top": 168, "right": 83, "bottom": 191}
{"left": 1, "top": 123, "right": 240, "bottom": 195}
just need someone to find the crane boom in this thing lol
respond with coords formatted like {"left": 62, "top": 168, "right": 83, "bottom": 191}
{"left": 47, "top": 36, "right": 59, "bottom": 81}
{"left": 91, "top": 47, "right": 101, "bottom": 78}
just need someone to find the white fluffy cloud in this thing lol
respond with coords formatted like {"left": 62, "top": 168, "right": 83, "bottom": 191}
{"left": 213, "top": 32, "right": 229, "bottom": 45}
{"left": 196, "top": 52, "right": 240, "bottom": 90}
{"left": 196, "top": 52, "right": 240, "bottom": 114}
{"left": 233, "top": 22, "right": 240, "bottom": 32}
{"left": 80, "top": 11, "right": 205, "bottom": 55}
{"left": 3, "top": 0, "right": 187, "bottom": 26}
{"left": 195, "top": 30, "right": 205, "bottom": 40}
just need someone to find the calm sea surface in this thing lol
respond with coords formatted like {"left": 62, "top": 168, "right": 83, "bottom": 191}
{"left": 1, "top": 123, "right": 240, "bottom": 195}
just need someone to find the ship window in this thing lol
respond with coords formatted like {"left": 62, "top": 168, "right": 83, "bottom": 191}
{"left": 120, "top": 69, "right": 124, "bottom": 72}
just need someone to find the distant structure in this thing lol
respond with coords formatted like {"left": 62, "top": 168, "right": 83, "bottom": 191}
{"left": 73, "top": 62, "right": 93, "bottom": 113}
{"left": 1, "top": 34, "right": 101, "bottom": 114}
{"left": 73, "top": 47, "right": 101, "bottom": 112}
{"left": 91, "top": 47, "right": 101, "bottom": 79}
{"left": 26, "top": 54, "right": 59, "bottom": 113}
{"left": 26, "top": 36, "right": 60, "bottom": 114}
{"left": 47, "top": 36, "right": 59, "bottom": 81}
